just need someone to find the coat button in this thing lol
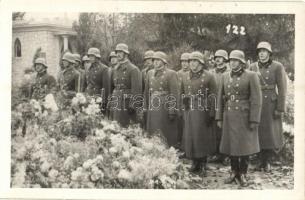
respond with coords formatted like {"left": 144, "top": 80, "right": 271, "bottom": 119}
{"left": 228, "top": 92, "right": 231, "bottom": 95}
{"left": 266, "top": 77, "right": 269, "bottom": 80}
{"left": 228, "top": 107, "right": 231, "bottom": 110}
{"left": 237, "top": 78, "right": 240, "bottom": 80}
{"left": 228, "top": 85, "right": 231, "bottom": 88}
{"left": 267, "top": 71, "right": 270, "bottom": 73}
{"left": 264, "top": 95, "right": 268, "bottom": 98}
{"left": 236, "top": 100, "right": 239, "bottom": 102}
{"left": 236, "top": 84, "right": 239, "bottom": 87}
{"left": 235, "top": 106, "right": 239, "bottom": 110}
{"left": 236, "top": 91, "right": 239, "bottom": 94}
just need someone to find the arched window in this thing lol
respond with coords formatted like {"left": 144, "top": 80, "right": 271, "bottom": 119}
{"left": 14, "top": 38, "right": 22, "bottom": 57}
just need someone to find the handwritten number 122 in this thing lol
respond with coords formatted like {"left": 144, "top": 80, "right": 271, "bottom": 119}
{"left": 226, "top": 24, "right": 246, "bottom": 35}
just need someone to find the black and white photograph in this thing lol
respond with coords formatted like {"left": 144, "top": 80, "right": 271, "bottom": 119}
{"left": 1, "top": 1, "right": 305, "bottom": 200}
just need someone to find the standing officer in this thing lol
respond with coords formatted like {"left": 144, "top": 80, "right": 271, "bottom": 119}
{"left": 58, "top": 52, "right": 81, "bottom": 99}
{"left": 139, "top": 50, "right": 154, "bottom": 130}
{"left": 180, "top": 51, "right": 217, "bottom": 176}
{"left": 82, "top": 55, "right": 91, "bottom": 72}
{"left": 73, "top": 53, "right": 86, "bottom": 92}
{"left": 141, "top": 50, "right": 155, "bottom": 92}
{"left": 216, "top": 50, "right": 262, "bottom": 187}
{"left": 31, "top": 57, "right": 57, "bottom": 100}
{"left": 144, "top": 51, "right": 179, "bottom": 147}
{"left": 210, "top": 49, "right": 229, "bottom": 164}
{"left": 109, "top": 43, "right": 142, "bottom": 127}
{"left": 86, "top": 47, "right": 110, "bottom": 113}
{"left": 176, "top": 52, "right": 190, "bottom": 152}
{"left": 249, "top": 41, "right": 287, "bottom": 172}
{"left": 109, "top": 51, "right": 118, "bottom": 69}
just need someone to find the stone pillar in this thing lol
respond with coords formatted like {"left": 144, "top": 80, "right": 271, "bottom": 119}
{"left": 62, "top": 35, "right": 69, "bottom": 51}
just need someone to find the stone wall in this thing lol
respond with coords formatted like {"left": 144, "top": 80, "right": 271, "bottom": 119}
{"left": 12, "top": 30, "right": 62, "bottom": 86}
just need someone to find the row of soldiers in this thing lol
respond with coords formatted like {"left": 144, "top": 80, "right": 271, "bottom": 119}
{"left": 28, "top": 41, "right": 287, "bottom": 187}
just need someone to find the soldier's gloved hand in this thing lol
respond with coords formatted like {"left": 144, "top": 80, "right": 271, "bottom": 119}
{"left": 273, "top": 110, "right": 283, "bottom": 119}
{"left": 249, "top": 122, "right": 259, "bottom": 130}
{"left": 217, "top": 121, "right": 222, "bottom": 128}
{"left": 168, "top": 114, "right": 176, "bottom": 121}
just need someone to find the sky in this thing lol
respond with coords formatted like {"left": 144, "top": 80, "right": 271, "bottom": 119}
{"left": 24, "top": 12, "right": 79, "bottom": 21}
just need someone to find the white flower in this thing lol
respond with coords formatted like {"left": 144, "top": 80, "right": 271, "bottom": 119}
{"left": 40, "top": 161, "right": 51, "bottom": 173}
{"left": 109, "top": 147, "right": 117, "bottom": 155}
{"left": 112, "top": 161, "right": 120, "bottom": 169}
{"left": 95, "top": 129, "right": 106, "bottom": 139}
{"left": 71, "top": 170, "right": 82, "bottom": 181}
{"left": 83, "top": 159, "right": 94, "bottom": 170}
{"left": 96, "top": 97, "right": 102, "bottom": 103}
{"left": 48, "top": 169, "right": 59, "bottom": 180}
{"left": 63, "top": 156, "right": 74, "bottom": 170}
{"left": 117, "top": 169, "right": 132, "bottom": 181}
{"left": 84, "top": 104, "right": 100, "bottom": 115}
{"left": 73, "top": 153, "right": 80, "bottom": 159}
{"left": 76, "top": 93, "right": 87, "bottom": 104}
{"left": 122, "top": 151, "right": 130, "bottom": 159}
{"left": 96, "top": 155, "right": 104, "bottom": 162}
{"left": 44, "top": 94, "right": 58, "bottom": 112}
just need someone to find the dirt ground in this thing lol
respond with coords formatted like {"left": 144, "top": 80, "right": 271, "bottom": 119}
{"left": 182, "top": 159, "right": 294, "bottom": 190}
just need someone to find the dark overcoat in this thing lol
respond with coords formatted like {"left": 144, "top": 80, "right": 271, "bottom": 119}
{"left": 249, "top": 60, "right": 287, "bottom": 149}
{"left": 216, "top": 69, "right": 262, "bottom": 156}
{"left": 109, "top": 59, "right": 142, "bottom": 127}
{"left": 144, "top": 67, "right": 179, "bottom": 147}
{"left": 180, "top": 69, "right": 217, "bottom": 158}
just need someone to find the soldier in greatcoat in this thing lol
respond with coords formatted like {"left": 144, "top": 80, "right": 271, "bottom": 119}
{"left": 86, "top": 47, "right": 110, "bottom": 114}
{"left": 108, "top": 43, "right": 142, "bottom": 127}
{"left": 82, "top": 55, "right": 91, "bottom": 72}
{"left": 210, "top": 49, "right": 230, "bottom": 164}
{"left": 144, "top": 51, "right": 179, "bottom": 147}
{"left": 249, "top": 42, "right": 287, "bottom": 172}
{"left": 31, "top": 57, "right": 57, "bottom": 100}
{"left": 216, "top": 50, "right": 262, "bottom": 187}
{"left": 139, "top": 50, "right": 154, "bottom": 130}
{"left": 180, "top": 51, "right": 217, "bottom": 176}
{"left": 73, "top": 53, "right": 86, "bottom": 92}
{"left": 58, "top": 52, "right": 81, "bottom": 99}
{"left": 176, "top": 53, "right": 190, "bottom": 152}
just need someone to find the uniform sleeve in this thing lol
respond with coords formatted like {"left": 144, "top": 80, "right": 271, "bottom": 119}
{"left": 168, "top": 71, "right": 179, "bottom": 115}
{"left": 208, "top": 73, "right": 217, "bottom": 118}
{"left": 215, "top": 74, "right": 225, "bottom": 121}
{"left": 131, "top": 67, "right": 142, "bottom": 96}
{"left": 275, "top": 63, "right": 287, "bottom": 112}
{"left": 102, "top": 67, "right": 110, "bottom": 105}
{"left": 249, "top": 72, "right": 262, "bottom": 123}
{"left": 75, "top": 72, "right": 81, "bottom": 93}
{"left": 144, "top": 71, "right": 150, "bottom": 111}
{"left": 47, "top": 75, "right": 57, "bottom": 95}
{"left": 141, "top": 70, "right": 146, "bottom": 93}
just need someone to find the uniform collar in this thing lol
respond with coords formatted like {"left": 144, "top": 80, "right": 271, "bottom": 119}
{"left": 230, "top": 67, "right": 244, "bottom": 77}
{"left": 62, "top": 65, "right": 74, "bottom": 74}
{"left": 37, "top": 71, "right": 47, "bottom": 78}
{"left": 154, "top": 66, "right": 166, "bottom": 76}
{"left": 190, "top": 69, "right": 204, "bottom": 79}
{"left": 258, "top": 59, "right": 272, "bottom": 69}
{"left": 215, "top": 65, "right": 227, "bottom": 73}
{"left": 116, "top": 59, "right": 129, "bottom": 70}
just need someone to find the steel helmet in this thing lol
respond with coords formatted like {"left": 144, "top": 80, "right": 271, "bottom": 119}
{"left": 229, "top": 50, "right": 246, "bottom": 64}
{"left": 180, "top": 53, "right": 191, "bottom": 61}
{"left": 189, "top": 51, "right": 205, "bottom": 64}
{"left": 73, "top": 53, "right": 81, "bottom": 63}
{"left": 214, "top": 49, "right": 228, "bottom": 60}
{"left": 144, "top": 50, "right": 154, "bottom": 60}
{"left": 62, "top": 52, "right": 76, "bottom": 64}
{"left": 257, "top": 41, "right": 272, "bottom": 53}
{"left": 109, "top": 51, "right": 117, "bottom": 58}
{"left": 82, "top": 55, "right": 90, "bottom": 61}
{"left": 35, "top": 57, "right": 48, "bottom": 68}
{"left": 115, "top": 43, "right": 130, "bottom": 54}
{"left": 153, "top": 51, "right": 168, "bottom": 64}
{"left": 87, "top": 47, "right": 101, "bottom": 58}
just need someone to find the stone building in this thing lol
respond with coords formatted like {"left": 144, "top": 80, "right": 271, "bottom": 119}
{"left": 12, "top": 18, "right": 77, "bottom": 86}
